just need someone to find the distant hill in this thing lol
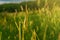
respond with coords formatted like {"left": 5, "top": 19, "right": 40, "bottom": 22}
{"left": 0, "top": 1, "right": 38, "bottom": 12}
{"left": 0, "top": 0, "right": 60, "bottom": 12}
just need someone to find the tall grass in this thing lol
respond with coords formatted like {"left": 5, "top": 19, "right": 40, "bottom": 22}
{"left": 0, "top": 0, "right": 60, "bottom": 40}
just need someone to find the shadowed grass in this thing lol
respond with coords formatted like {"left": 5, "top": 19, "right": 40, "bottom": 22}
{"left": 0, "top": 3, "right": 60, "bottom": 40}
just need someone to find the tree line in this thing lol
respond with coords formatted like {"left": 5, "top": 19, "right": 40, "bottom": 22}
{"left": 0, "top": 0, "right": 59, "bottom": 12}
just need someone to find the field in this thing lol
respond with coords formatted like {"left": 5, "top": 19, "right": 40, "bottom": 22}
{"left": 0, "top": 1, "right": 60, "bottom": 40}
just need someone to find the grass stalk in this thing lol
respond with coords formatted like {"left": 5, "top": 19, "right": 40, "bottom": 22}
{"left": 0, "top": 32, "right": 2, "bottom": 40}
{"left": 19, "top": 22, "right": 21, "bottom": 40}
{"left": 43, "top": 25, "right": 48, "bottom": 40}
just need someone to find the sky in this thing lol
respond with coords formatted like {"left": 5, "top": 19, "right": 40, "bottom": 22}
{"left": 0, "top": 0, "right": 21, "bottom": 2}
{"left": 0, "top": 0, "right": 25, "bottom": 3}
{"left": 0, "top": 0, "right": 35, "bottom": 4}
{"left": 0, "top": 0, "right": 35, "bottom": 2}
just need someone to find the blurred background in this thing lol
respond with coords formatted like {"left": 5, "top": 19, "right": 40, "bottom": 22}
{"left": 0, "top": 0, "right": 60, "bottom": 40}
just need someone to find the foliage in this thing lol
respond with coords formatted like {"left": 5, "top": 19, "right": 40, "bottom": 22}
{"left": 0, "top": 0, "right": 60, "bottom": 12}
{"left": 0, "top": 0, "right": 60, "bottom": 40}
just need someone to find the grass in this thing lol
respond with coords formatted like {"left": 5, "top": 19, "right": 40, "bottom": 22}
{"left": 0, "top": 3, "right": 60, "bottom": 40}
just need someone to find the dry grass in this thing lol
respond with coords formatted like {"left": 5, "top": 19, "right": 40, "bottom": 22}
{"left": 0, "top": 0, "right": 60, "bottom": 40}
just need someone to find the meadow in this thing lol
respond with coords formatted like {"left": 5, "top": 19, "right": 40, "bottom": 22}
{"left": 0, "top": 0, "right": 60, "bottom": 40}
